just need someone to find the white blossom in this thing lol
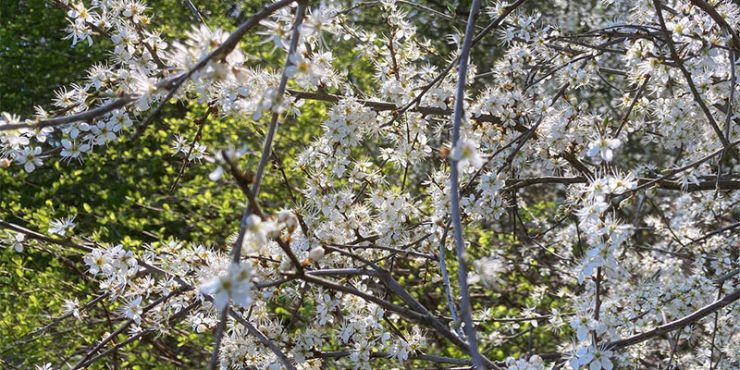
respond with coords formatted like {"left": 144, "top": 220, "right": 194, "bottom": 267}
{"left": 199, "top": 262, "right": 254, "bottom": 310}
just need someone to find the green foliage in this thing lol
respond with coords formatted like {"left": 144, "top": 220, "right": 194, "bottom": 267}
{"left": 0, "top": 0, "right": 302, "bottom": 367}
{"left": 0, "top": 0, "right": 110, "bottom": 115}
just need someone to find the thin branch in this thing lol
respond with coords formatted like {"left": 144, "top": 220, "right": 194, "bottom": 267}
{"left": 10, "top": 293, "right": 108, "bottom": 349}
{"left": 438, "top": 218, "right": 461, "bottom": 333}
{"left": 504, "top": 175, "right": 740, "bottom": 192}
{"left": 632, "top": 137, "right": 740, "bottom": 192}
{"left": 380, "top": 0, "right": 528, "bottom": 128}
{"left": 208, "top": 2, "right": 306, "bottom": 369}
{"left": 0, "top": 0, "right": 296, "bottom": 132}
{"left": 540, "top": 287, "right": 740, "bottom": 361}
{"left": 0, "top": 97, "right": 134, "bottom": 132}
{"left": 689, "top": 0, "right": 740, "bottom": 50}
{"left": 713, "top": 268, "right": 740, "bottom": 284}
{"left": 328, "top": 242, "right": 435, "bottom": 260}
{"left": 653, "top": 0, "right": 732, "bottom": 149}
{"left": 688, "top": 221, "right": 740, "bottom": 245}
{"left": 228, "top": 309, "right": 297, "bottom": 370}
{"left": 289, "top": 90, "right": 530, "bottom": 133}
{"left": 449, "top": 0, "right": 483, "bottom": 367}
{"left": 170, "top": 105, "right": 214, "bottom": 192}
{"left": 71, "top": 288, "right": 187, "bottom": 369}
{"left": 615, "top": 75, "right": 651, "bottom": 136}
{"left": 0, "top": 219, "right": 93, "bottom": 253}
{"left": 299, "top": 271, "right": 498, "bottom": 368}
{"left": 184, "top": 0, "right": 208, "bottom": 26}
{"left": 607, "top": 287, "right": 740, "bottom": 349}
{"left": 313, "top": 350, "right": 472, "bottom": 365}
{"left": 74, "top": 301, "right": 199, "bottom": 369}
{"left": 251, "top": 5, "right": 307, "bottom": 198}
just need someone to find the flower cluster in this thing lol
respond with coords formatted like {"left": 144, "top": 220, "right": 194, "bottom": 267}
{"left": 3, "top": 0, "right": 740, "bottom": 369}
{"left": 83, "top": 244, "right": 139, "bottom": 294}
{"left": 199, "top": 262, "right": 254, "bottom": 310}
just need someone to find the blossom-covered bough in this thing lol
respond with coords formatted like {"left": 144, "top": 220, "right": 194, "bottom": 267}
{"left": 2, "top": 0, "right": 740, "bottom": 369}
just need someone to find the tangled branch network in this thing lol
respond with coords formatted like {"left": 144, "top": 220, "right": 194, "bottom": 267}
{"left": 1, "top": 0, "right": 740, "bottom": 369}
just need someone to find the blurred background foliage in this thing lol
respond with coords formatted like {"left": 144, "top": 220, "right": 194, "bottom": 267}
{"left": 0, "top": 0, "right": 570, "bottom": 368}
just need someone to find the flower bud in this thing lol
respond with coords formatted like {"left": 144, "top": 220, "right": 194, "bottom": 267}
{"left": 279, "top": 258, "right": 293, "bottom": 272}
{"left": 245, "top": 214, "right": 262, "bottom": 232}
{"left": 308, "top": 246, "right": 325, "bottom": 262}
{"left": 277, "top": 209, "right": 299, "bottom": 233}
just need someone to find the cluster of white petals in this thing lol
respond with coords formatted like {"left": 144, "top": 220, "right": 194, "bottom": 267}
{"left": 2, "top": 0, "right": 740, "bottom": 369}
